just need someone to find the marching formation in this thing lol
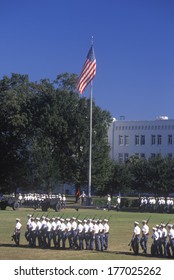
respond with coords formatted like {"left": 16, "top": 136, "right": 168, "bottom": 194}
{"left": 131, "top": 219, "right": 174, "bottom": 258}
{"left": 11, "top": 212, "right": 174, "bottom": 258}
{"left": 140, "top": 196, "right": 174, "bottom": 213}
{"left": 12, "top": 214, "right": 110, "bottom": 252}
{"left": 19, "top": 193, "right": 66, "bottom": 209}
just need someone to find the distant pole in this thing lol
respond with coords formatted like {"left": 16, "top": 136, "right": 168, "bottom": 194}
{"left": 88, "top": 80, "right": 93, "bottom": 198}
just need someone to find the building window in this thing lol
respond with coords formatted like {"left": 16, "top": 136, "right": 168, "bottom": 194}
{"left": 157, "top": 135, "right": 162, "bottom": 145}
{"left": 118, "top": 153, "right": 123, "bottom": 163}
{"left": 140, "top": 153, "right": 145, "bottom": 158}
{"left": 168, "top": 135, "right": 172, "bottom": 145}
{"left": 124, "top": 153, "right": 129, "bottom": 162}
{"left": 141, "top": 135, "right": 145, "bottom": 145}
{"left": 124, "top": 135, "right": 129, "bottom": 145}
{"left": 151, "top": 135, "right": 156, "bottom": 145}
{"left": 151, "top": 153, "right": 156, "bottom": 158}
{"left": 135, "top": 135, "right": 140, "bottom": 145}
{"left": 119, "top": 135, "right": 124, "bottom": 145}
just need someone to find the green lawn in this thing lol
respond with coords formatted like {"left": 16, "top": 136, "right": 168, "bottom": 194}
{"left": 0, "top": 207, "right": 172, "bottom": 260}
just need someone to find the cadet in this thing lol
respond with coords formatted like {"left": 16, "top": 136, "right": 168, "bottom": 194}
{"left": 166, "top": 224, "right": 174, "bottom": 257}
{"left": 46, "top": 218, "right": 52, "bottom": 248}
{"left": 103, "top": 219, "right": 109, "bottom": 250}
{"left": 36, "top": 217, "right": 42, "bottom": 247}
{"left": 151, "top": 227, "right": 159, "bottom": 256}
{"left": 70, "top": 217, "right": 78, "bottom": 248}
{"left": 30, "top": 217, "right": 37, "bottom": 247}
{"left": 12, "top": 218, "right": 22, "bottom": 246}
{"left": 140, "top": 220, "right": 149, "bottom": 254}
{"left": 25, "top": 214, "right": 32, "bottom": 243}
{"left": 156, "top": 224, "right": 162, "bottom": 255}
{"left": 98, "top": 219, "right": 104, "bottom": 251}
{"left": 83, "top": 219, "right": 90, "bottom": 249}
{"left": 76, "top": 219, "right": 84, "bottom": 250}
{"left": 107, "top": 194, "right": 111, "bottom": 211}
{"left": 131, "top": 221, "right": 141, "bottom": 255}
{"left": 51, "top": 217, "right": 57, "bottom": 248}
{"left": 65, "top": 218, "right": 72, "bottom": 248}
{"left": 59, "top": 218, "right": 66, "bottom": 249}
{"left": 161, "top": 223, "right": 167, "bottom": 256}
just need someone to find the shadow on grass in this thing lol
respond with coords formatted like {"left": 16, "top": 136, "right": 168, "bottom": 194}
{"left": 91, "top": 248, "right": 171, "bottom": 259}
{"left": 0, "top": 243, "right": 172, "bottom": 259}
{"left": 0, "top": 243, "right": 86, "bottom": 251}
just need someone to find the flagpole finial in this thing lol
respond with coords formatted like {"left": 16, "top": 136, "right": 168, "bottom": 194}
{"left": 91, "top": 36, "right": 94, "bottom": 46}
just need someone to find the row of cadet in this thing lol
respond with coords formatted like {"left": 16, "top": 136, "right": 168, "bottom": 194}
{"left": 131, "top": 220, "right": 174, "bottom": 258}
{"left": 139, "top": 196, "right": 174, "bottom": 213}
{"left": 18, "top": 193, "right": 67, "bottom": 208}
{"left": 12, "top": 215, "right": 110, "bottom": 251}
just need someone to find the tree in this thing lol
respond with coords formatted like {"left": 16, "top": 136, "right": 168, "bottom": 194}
{"left": 127, "top": 156, "right": 149, "bottom": 194}
{"left": 105, "top": 161, "right": 132, "bottom": 196}
{"left": 0, "top": 74, "right": 32, "bottom": 193}
{"left": 145, "top": 155, "right": 174, "bottom": 196}
{"left": 0, "top": 73, "right": 113, "bottom": 195}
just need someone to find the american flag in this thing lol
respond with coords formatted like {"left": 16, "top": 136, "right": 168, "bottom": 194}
{"left": 77, "top": 45, "right": 96, "bottom": 94}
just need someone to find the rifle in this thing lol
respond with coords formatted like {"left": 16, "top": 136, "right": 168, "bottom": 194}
{"left": 60, "top": 213, "right": 64, "bottom": 219}
{"left": 146, "top": 215, "right": 151, "bottom": 224}
{"left": 76, "top": 214, "right": 80, "bottom": 219}
{"left": 46, "top": 212, "right": 50, "bottom": 218}
{"left": 11, "top": 232, "right": 16, "bottom": 242}
{"left": 165, "top": 219, "right": 171, "bottom": 227}
{"left": 128, "top": 234, "right": 134, "bottom": 251}
{"left": 108, "top": 215, "right": 112, "bottom": 221}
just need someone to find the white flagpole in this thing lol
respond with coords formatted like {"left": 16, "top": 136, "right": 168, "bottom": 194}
{"left": 88, "top": 80, "right": 93, "bottom": 199}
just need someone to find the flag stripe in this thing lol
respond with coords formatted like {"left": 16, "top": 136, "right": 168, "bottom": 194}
{"left": 78, "top": 60, "right": 96, "bottom": 93}
{"left": 77, "top": 46, "right": 96, "bottom": 94}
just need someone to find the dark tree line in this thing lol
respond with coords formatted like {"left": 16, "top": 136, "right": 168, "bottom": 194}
{"left": 1, "top": 73, "right": 174, "bottom": 197}
{"left": 106, "top": 155, "right": 174, "bottom": 197}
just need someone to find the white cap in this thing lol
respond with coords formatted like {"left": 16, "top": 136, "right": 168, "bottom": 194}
{"left": 168, "top": 224, "right": 172, "bottom": 228}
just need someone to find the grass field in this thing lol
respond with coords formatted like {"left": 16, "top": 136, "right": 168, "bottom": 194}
{"left": 0, "top": 207, "right": 173, "bottom": 260}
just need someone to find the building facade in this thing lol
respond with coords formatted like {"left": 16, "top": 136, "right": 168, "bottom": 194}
{"left": 108, "top": 116, "right": 174, "bottom": 163}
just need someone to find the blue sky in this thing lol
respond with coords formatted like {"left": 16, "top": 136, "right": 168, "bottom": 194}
{"left": 0, "top": 0, "right": 174, "bottom": 120}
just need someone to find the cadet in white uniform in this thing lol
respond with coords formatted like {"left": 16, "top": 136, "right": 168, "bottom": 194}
{"left": 166, "top": 224, "right": 174, "bottom": 257}
{"left": 12, "top": 218, "right": 22, "bottom": 246}
{"left": 131, "top": 221, "right": 141, "bottom": 255}
{"left": 151, "top": 227, "right": 159, "bottom": 256}
{"left": 161, "top": 223, "right": 167, "bottom": 256}
{"left": 140, "top": 220, "right": 149, "bottom": 253}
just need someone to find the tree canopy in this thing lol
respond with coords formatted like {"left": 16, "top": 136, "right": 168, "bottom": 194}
{"left": 0, "top": 73, "right": 112, "bottom": 194}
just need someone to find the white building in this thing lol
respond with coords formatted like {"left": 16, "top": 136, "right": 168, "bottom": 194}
{"left": 108, "top": 116, "right": 174, "bottom": 163}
